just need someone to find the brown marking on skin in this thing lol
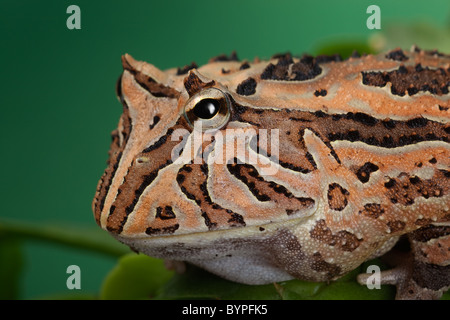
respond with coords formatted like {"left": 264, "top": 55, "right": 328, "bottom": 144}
{"left": 314, "top": 89, "right": 327, "bottom": 97}
{"left": 415, "top": 218, "right": 433, "bottom": 226}
{"left": 145, "top": 224, "right": 180, "bottom": 235}
{"left": 310, "top": 252, "right": 341, "bottom": 277}
{"left": 177, "top": 163, "right": 246, "bottom": 230}
{"left": 142, "top": 203, "right": 183, "bottom": 235}
{"left": 177, "top": 62, "right": 198, "bottom": 75}
{"left": 409, "top": 225, "right": 450, "bottom": 242}
{"left": 155, "top": 206, "right": 177, "bottom": 220}
{"left": 261, "top": 54, "right": 322, "bottom": 81}
{"left": 310, "top": 219, "right": 362, "bottom": 252}
{"left": 362, "top": 65, "right": 450, "bottom": 96}
{"left": 387, "top": 220, "right": 406, "bottom": 233}
{"left": 227, "top": 160, "right": 315, "bottom": 210}
{"left": 239, "top": 62, "right": 250, "bottom": 70}
{"left": 385, "top": 49, "right": 409, "bottom": 61}
{"left": 310, "top": 220, "right": 333, "bottom": 244}
{"left": 236, "top": 77, "right": 257, "bottom": 96}
{"left": 384, "top": 170, "right": 447, "bottom": 207}
{"left": 149, "top": 115, "right": 161, "bottom": 130}
{"left": 227, "top": 162, "right": 271, "bottom": 202}
{"left": 121, "top": 55, "right": 180, "bottom": 99}
{"left": 335, "top": 231, "right": 362, "bottom": 252}
{"left": 183, "top": 71, "right": 216, "bottom": 97}
{"left": 209, "top": 51, "right": 239, "bottom": 63}
{"left": 359, "top": 203, "right": 385, "bottom": 219}
{"left": 444, "top": 124, "right": 450, "bottom": 135}
{"left": 264, "top": 229, "right": 342, "bottom": 281}
{"left": 355, "top": 162, "right": 379, "bottom": 183}
{"left": 327, "top": 183, "right": 349, "bottom": 211}
{"left": 264, "top": 228, "right": 306, "bottom": 274}
{"left": 291, "top": 56, "right": 323, "bottom": 81}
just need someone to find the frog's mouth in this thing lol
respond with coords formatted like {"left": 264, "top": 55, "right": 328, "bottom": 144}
{"left": 111, "top": 202, "right": 319, "bottom": 258}
{"left": 113, "top": 189, "right": 318, "bottom": 240}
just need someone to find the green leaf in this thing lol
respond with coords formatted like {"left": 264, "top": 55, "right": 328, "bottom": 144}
{"left": 276, "top": 260, "right": 395, "bottom": 300}
{"left": 155, "top": 259, "right": 396, "bottom": 300}
{"left": 100, "top": 253, "right": 174, "bottom": 300}
{"left": 0, "top": 218, "right": 129, "bottom": 257}
{"left": 156, "top": 264, "right": 281, "bottom": 300}
{"left": 314, "top": 41, "right": 375, "bottom": 58}
{"left": 273, "top": 280, "right": 324, "bottom": 300}
{"left": 0, "top": 235, "right": 24, "bottom": 299}
{"left": 369, "top": 21, "right": 450, "bottom": 52}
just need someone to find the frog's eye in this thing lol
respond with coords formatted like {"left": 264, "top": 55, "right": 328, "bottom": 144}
{"left": 184, "top": 88, "right": 231, "bottom": 131}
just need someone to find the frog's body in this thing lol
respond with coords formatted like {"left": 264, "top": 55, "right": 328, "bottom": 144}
{"left": 93, "top": 48, "right": 450, "bottom": 299}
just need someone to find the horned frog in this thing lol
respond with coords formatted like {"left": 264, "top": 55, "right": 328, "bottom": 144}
{"left": 93, "top": 48, "right": 450, "bottom": 299}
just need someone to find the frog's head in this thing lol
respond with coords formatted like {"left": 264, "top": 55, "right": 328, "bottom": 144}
{"left": 92, "top": 53, "right": 317, "bottom": 243}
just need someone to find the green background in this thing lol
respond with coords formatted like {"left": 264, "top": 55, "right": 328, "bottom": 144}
{"left": 1, "top": 0, "right": 449, "bottom": 299}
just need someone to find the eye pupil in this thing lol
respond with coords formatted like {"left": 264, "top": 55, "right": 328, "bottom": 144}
{"left": 193, "top": 99, "right": 219, "bottom": 119}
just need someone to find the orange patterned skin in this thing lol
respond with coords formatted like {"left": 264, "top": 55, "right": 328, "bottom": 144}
{"left": 93, "top": 47, "right": 450, "bottom": 299}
